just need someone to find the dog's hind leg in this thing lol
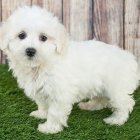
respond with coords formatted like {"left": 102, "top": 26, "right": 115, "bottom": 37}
{"left": 78, "top": 97, "right": 108, "bottom": 111}
{"left": 103, "top": 95, "right": 135, "bottom": 125}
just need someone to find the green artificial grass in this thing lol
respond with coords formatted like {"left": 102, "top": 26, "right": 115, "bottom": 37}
{"left": 0, "top": 64, "right": 140, "bottom": 140}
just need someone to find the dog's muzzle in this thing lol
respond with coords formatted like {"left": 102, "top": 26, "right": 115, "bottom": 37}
{"left": 26, "top": 48, "right": 36, "bottom": 57}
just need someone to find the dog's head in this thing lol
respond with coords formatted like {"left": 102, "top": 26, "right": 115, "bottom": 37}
{"left": 0, "top": 6, "right": 69, "bottom": 67}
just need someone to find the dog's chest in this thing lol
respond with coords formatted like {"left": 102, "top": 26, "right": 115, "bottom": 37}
{"left": 17, "top": 68, "right": 50, "bottom": 100}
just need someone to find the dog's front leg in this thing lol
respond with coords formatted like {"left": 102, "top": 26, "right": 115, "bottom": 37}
{"left": 30, "top": 96, "right": 48, "bottom": 119}
{"left": 38, "top": 101, "right": 72, "bottom": 134}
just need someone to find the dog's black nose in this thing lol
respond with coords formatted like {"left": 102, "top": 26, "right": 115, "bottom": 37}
{"left": 26, "top": 48, "right": 36, "bottom": 57}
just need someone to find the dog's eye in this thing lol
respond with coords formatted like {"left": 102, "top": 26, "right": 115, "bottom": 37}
{"left": 18, "top": 31, "right": 27, "bottom": 40}
{"left": 39, "top": 34, "right": 47, "bottom": 42}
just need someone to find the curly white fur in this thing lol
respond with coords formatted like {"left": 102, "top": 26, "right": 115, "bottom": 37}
{"left": 0, "top": 6, "right": 139, "bottom": 134}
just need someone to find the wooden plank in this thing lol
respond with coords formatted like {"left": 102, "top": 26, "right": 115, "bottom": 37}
{"left": 125, "top": 0, "right": 140, "bottom": 58}
{"left": 1, "top": 0, "right": 31, "bottom": 64}
{"left": 63, "top": 0, "right": 93, "bottom": 41}
{"left": 93, "top": 0, "right": 124, "bottom": 48}
{"left": 32, "top": 0, "right": 63, "bottom": 22}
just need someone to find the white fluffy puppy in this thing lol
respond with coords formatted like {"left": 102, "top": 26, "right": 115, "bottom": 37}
{"left": 0, "top": 6, "right": 139, "bottom": 134}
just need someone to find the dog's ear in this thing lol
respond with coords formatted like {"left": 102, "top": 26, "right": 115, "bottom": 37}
{"left": 55, "top": 23, "right": 69, "bottom": 54}
{"left": 0, "top": 22, "right": 10, "bottom": 52}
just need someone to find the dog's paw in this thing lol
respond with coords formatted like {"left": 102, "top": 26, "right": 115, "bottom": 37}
{"left": 103, "top": 116, "right": 126, "bottom": 125}
{"left": 30, "top": 110, "right": 47, "bottom": 119}
{"left": 38, "top": 122, "right": 63, "bottom": 134}
{"left": 78, "top": 102, "right": 92, "bottom": 110}
{"left": 78, "top": 102, "right": 102, "bottom": 111}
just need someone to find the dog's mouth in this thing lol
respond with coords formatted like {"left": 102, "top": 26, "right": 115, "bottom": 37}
{"left": 25, "top": 60, "right": 40, "bottom": 67}
{"left": 27, "top": 56, "right": 34, "bottom": 60}
{"left": 18, "top": 55, "right": 40, "bottom": 67}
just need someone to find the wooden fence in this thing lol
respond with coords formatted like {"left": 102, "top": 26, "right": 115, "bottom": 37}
{"left": 0, "top": 0, "right": 140, "bottom": 64}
